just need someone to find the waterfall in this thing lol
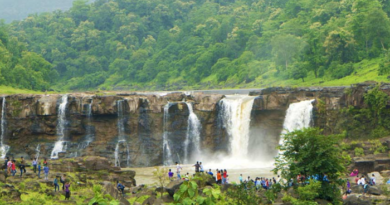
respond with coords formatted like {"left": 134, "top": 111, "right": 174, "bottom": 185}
{"left": 51, "top": 94, "right": 68, "bottom": 159}
{"left": 115, "top": 100, "right": 130, "bottom": 167}
{"left": 0, "top": 97, "right": 9, "bottom": 159}
{"left": 36, "top": 144, "right": 41, "bottom": 162}
{"left": 219, "top": 95, "right": 255, "bottom": 159}
{"left": 280, "top": 100, "right": 315, "bottom": 145}
{"left": 183, "top": 102, "right": 202, "bottom": 164}
{"left": 85, "top": 100, "right": 94, "bottom": 145}
{"left": 163, "top": 103, "right": 174, "bottom": 166}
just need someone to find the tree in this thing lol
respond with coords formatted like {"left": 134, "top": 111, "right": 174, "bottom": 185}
{"left": 274, "top": 127, "right": 345, "bottom": 202}
{"left": 271, "top": 34, "right": 306, "bottom": 71}
{"left": 152, "top": 166, "right": 169, "bottom": 198}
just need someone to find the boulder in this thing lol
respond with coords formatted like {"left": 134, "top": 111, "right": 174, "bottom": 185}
{"left": 343, "top": 195, "right": 372, "bottom": 205}
{"left": 166, "top": 180, "right": 183, "bottom": 197}
{"left": 368, "top": 186, "right": 382, "bottom": 195}
{"left": 84, "top": 156, "right": 113, "bottom": 171}
{"left": 142, "top": 196, "right": 156, "bottom": 205}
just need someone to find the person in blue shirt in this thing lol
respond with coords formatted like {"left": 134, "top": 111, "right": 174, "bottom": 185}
{"left": 37, "top": 163, "right": 41, "bottom": 178}
{"left": 208, "top": 169, "right": 213, "bottom": 176}
{"left": 53, "top": 176, "right": 60, "bottom": 192}
{"left": 43, "top": 165, "right": 49, "bottom": 180}
{"left": 117, "top": 181, "right": 125, "bottom": 195}
{"left": 239, "top": 174, "right": 243, "bottom": 183}
{"left": 323, "top": 174, "right": 329, "bottom": 182}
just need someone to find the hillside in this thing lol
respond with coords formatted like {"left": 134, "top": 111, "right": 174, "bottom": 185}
{"left": 1, "top": 0, "right": 390, "bottom": 92}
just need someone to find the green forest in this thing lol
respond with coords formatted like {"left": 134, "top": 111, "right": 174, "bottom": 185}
{"left": 1, "top": 0, "right": 390, "bottom": 92}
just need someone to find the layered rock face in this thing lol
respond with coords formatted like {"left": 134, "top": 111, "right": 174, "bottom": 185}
{"left": 0, "top": 83, "right": 387, "bottom": 168}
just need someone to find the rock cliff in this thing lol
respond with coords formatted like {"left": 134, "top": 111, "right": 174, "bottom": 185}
{"left": 1, "top": 83, "right": 389, "bottom": 168}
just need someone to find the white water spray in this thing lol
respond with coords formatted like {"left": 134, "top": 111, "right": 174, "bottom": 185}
{"left": 115, "top": 100, "right": 130, "bottom": 167}
{"left": 184, "top": 102, "right": 202, "bottom": 163}
{"left": 163, "top": 103, "right": 174, "bottom": 166}
{"left": 36, "top": 144, "right": 41, "bottom": 162}
{"left": 0, "top": 97, "right": 9, "bottom": 159}
{"left": 280, "top": 100, "right": 315, "bottom": 145}
{"left": 51, "top": 95, "right": 68, "bottom": 159}
{"left": 219, "top": 95, "right": 256, "bottom": 158}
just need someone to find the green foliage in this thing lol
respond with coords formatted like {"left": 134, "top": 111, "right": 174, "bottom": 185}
{"left": 364, "top": 86, "right": 389, "bottom": 123}
{"left": 173, "top": 180, "right": 199, "bottom": 204}
{"left": 369, "top": 140, "right": 388, "bottom": 155}
{"left": 226, "top": 182, "right": 262, "bottom": 205}
{"left": 354, "top": 147, "right": 365, "bottom": 157}
{"left": 88, "top": 185, "right": 120, "bottom": 205}
{"left": 1, "top": 0, "right": 390, "bottom": 91}
{"left": 274, "top": 128, "right": 344, "bottom": 202}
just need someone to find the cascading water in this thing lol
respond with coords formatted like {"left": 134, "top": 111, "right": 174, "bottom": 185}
{"left": 115, "top": 100, "right": 130, "bottom": 167}
{"left": 280, "top": 100, "right": 315, "bottom": 145}
{"left": 51, "top": 95, "right": 68, "bottom": 159}
{"left": 36, "top": 144, "right": 41, "bottom": 162}
{"left": 84, "top": 100, "right": 94, "bottom": 146}
{"left": 162, "top": 103, "right": 174, "bottom": 166}
{"left": 219, "top": 95, "right": 256, "bottom": 159}
{"left": 0, "top": 97, "right": 9, "bottom": 159}
{"left": 183, "top": 102, "right": 202, "bottom": 164}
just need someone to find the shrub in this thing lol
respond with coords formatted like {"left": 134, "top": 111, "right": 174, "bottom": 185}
{"left": 354, "top": 147, "right": 365, "bottom": 157}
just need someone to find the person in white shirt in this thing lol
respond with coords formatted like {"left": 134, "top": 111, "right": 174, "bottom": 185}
{"left": 176, "top": 162, "right": 182, "bottom": 180}
{"left": 371, "top": 174, "right": 376, "bottom": 185}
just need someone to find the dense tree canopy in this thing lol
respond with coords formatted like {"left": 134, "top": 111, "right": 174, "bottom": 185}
{"left": 0, "top": 0, "right": 390, "bottom": 91}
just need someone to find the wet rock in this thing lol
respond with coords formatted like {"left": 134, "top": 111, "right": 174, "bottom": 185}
{"left": 166, "top": 180, "right": 183, "bottom": 197}
{"left": 84, "top": 156, "right": 113, "bottom": 171}
{"left": 343, "top": 195, "right": 372, "bottom": 205}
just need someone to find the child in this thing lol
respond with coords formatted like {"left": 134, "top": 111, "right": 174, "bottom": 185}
{"left": 65, "top": 181, "right": 71, "bottom": 200}
{"left": 168, "top": 169, "right": 174, "bottom": 181}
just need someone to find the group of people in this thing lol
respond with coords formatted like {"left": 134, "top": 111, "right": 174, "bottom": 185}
{"left": 4, "top": 156, "right": 71, "bottom": 200}
{"left": 345, "top": 169, "right": 376, "bottom": 196}
{"left": 4, "top": 157, "right": 50, "bottom": 179}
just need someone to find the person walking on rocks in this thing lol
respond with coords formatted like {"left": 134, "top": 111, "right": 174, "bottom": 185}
{"left": 19, "top": 157, "right": 26, "bottom": 177}
{"left": 64, "top": 181, "right": 71, "bottom": 200}
{"left": 43, "top": 165, "right": 49, "bottom": 180}
{"left": 54, "top": 176, "right": 60, "bottom": 192}
{"left": 176, "top": 162, "right": 182, "bottom": 180}
{"left": 168, "top": 169, "right": 174, "bottom": 181}
{"left": 32, "top": 158, "right": 37, "bottom": 173}
{"left": 60, "top": 174, "right": 67, "bottom": 190}
{"left": 117, "top": 181, "right": 125, "bottom": 195}
{"left": 37, "top": 163, "right": 41, "bottom": 178}
{"left": 11, "top": 160, "right": 16, "bottom": 176}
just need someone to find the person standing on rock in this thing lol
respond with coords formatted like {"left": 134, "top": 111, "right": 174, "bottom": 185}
{"left": 32, "top": 158, "right": 37, "bottom": 173}
{"left": 11, "top": 160, "right": 16, "bottom": 176}
{"left": 37, "top": 163, "right": 41, "bottom": 178}
{"left": 54, "top": 176, "right": 60, "bottom": 192}
{"left": 64, "top": 181, "right": 71, "bottom": 200}
{"left": 370, "top": 174, "right": 376, "bottom": 186}
{"left": 193, "top": 161, "right": 200, "bottom": 173}
{"left": 19, "top": 157, "right": 26, "bottom": 177}
{"left": 60, "top": 174, "right": 67, "bottom": 190}
{"left": 217, "top": 171, "right": 222, "bottom": 184}
{"left": 4, "top": 157, "right": 9, "bottom": 172}
{"left": 176, "top": 162, "right": 182, "bottom": 180}
{"left": 43, "top": 158, "right": 48, "bottom": 167}
{"left": 199, "top": 162, "right": 204, "bottom": 173}
{"left": 222, "top": 169, "right": 227, "bottom": 184}
{"left": 43, "top": 165, "right": 49, "bottom": 180}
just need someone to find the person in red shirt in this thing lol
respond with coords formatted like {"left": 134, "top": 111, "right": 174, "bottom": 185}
{"left": 11, "top": 160, "right": 16, "bottom": 176}
{"left": 222, "top": 170, "right": 227, "bottom": 184}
